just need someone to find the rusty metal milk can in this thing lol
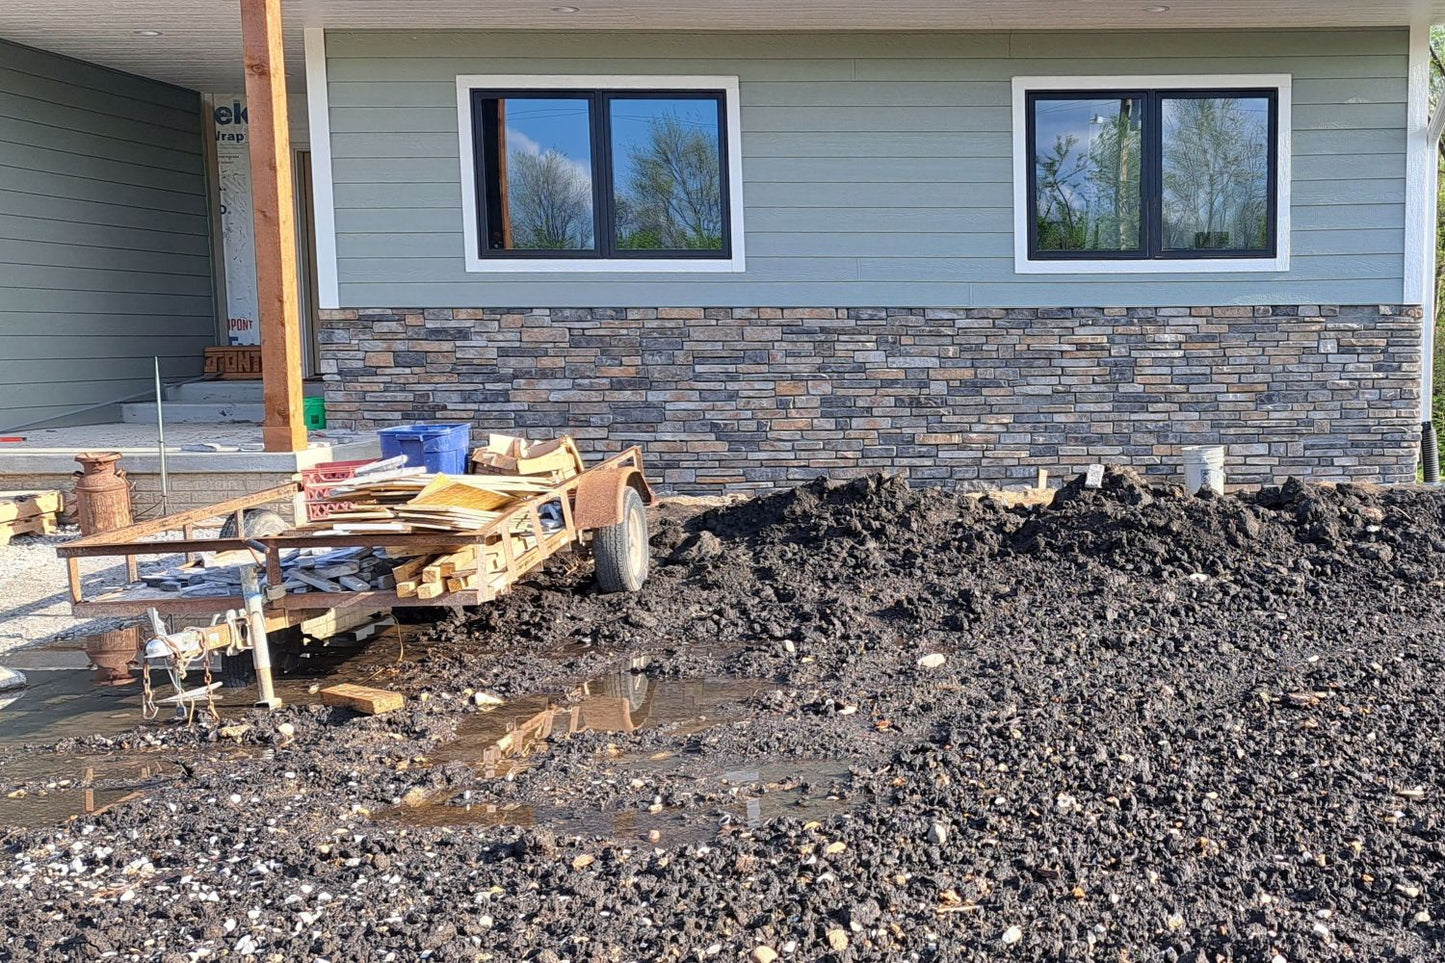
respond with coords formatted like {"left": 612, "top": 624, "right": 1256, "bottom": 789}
{"left": 73, "top": 451, "right": 132, "bottom": 535}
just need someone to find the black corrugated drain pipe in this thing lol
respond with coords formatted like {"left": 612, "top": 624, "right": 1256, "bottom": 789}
{"left": 1423, "top": 421, "right": 1440, "bottom": 484}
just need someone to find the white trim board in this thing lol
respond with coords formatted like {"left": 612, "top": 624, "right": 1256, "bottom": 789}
{"left": 1406, "top": 21, "right": 1436, "bottom": 422}
{"left": 1010, "top": 73, "right": 1292, "bottom": 276}
{"left": 454, "top": 74, "right": 746, "bottom": 274}
{"left": 304, "top": 28, "right": 340, "bottom": 310}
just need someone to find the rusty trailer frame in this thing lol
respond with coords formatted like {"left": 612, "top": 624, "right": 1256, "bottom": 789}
{"left": 55, "top": 448, "right": 653, "bottom": 627}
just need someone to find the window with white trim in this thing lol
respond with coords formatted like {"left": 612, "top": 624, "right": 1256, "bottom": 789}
{"left": 1012, "top": 75, "right": 1291, "bottom": 274}
{"left": 456, "top": 76, "right": 746, "bottom": 273}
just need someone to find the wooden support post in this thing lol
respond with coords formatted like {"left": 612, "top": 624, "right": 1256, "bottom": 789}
{"left": 240, "top": 0, "right": 307, "bottom": 453}
{"left": 66, "top": 557, "right": 82, "bottom": 604}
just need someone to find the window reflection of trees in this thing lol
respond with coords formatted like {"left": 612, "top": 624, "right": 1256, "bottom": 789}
{"left": 1162, "top": 97, "right": 1269, "bottom": 252}
{"left": 1033, "top": 94, "right": 1270, "bottom": 255}
{"left": 498, "top": 106, "right": 723, "bottom": 254}
{"left": 506, "top": 149, "right": 594, "bottom": 250}
{"left": 1035, "top": 99, "right": 1142, "bottom": 253}
{"left": 615, "top": 111, "right": 723, "bottom": 252}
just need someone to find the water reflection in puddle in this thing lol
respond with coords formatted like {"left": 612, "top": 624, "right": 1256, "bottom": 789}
{"left": 0, "top": 622, "right": 404, "bottom": 830}
{"left": 387, "top": 657, "right": 861, "bottom": 842}
{"left": 390, "top": 758, "right": 854, "bottom": 847}
{"left": 431, "top": 657, "right": 769, "bottom": 775}
{"left": 0, "top": 753, "right": 182, "bottom": 830}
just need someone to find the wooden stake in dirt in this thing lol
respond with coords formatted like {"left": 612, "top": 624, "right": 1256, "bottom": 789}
{"left": 320, "top": 683, "right": 405, "bottom": 715}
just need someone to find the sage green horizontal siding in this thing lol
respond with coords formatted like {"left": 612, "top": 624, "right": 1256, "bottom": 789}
{"left": 0, "top": 39, "right": 215, "bottom": 428}
{"left": 326, "top": 28, "right": 1409, "bottom": 308}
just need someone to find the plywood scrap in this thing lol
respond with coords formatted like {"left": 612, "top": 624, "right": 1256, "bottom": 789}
{"left": 472, "top": 433, "right": 585, "bottom": 480}
{"left": 320, "top": 683, "right": 404, "bottom": 715}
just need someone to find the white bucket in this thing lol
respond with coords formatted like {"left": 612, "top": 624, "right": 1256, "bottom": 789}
{"left": 1181, "top": 445, "right": 1226, "bottom": 495}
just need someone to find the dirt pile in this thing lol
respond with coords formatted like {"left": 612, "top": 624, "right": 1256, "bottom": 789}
{"left": 3, "top": 470, "right": 1445, "bottom": 962}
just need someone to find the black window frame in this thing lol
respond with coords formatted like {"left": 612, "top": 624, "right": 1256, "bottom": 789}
{"left": 469, "top": 87, "right": 732, "bottom": 261}
{"left": 1025, "top": 87, "right": 1280, "bottom": 262}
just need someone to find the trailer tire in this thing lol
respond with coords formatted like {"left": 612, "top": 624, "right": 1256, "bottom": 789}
{"left": 594, "top": 487, "right": 649, "bottom": 593}
{"left": 220, "top": 509, "right": 288, "bottom": 539}
{"left": 393, "top": 606, "right": 454, "bottom": 625}
{"left": 220, "top": 649, "right": 255, "bottom": 687}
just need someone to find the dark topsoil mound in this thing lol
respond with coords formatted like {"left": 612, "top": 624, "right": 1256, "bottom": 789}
{"left": 4, "top": 470, "right": 1445, "bottom": 963}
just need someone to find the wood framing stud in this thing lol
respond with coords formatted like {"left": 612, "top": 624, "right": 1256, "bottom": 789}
{"left": 320, "top": 684, "right": 405, "bottom": 715}
{"left": 241, "top": 0, "right": 307, "bottom": 452}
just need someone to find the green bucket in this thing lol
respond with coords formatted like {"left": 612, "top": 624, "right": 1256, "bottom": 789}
{"left": 303, "top": 395, "right": 327, "bottom": 430}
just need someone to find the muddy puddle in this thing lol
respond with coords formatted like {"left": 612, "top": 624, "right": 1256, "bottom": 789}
{"left": 386, "top": 657, "right": 864, "bottom": 843}
{"left": 393, "top": 758, "right": 854, "bottom": 848}
{"left": 0, "top": 622, "right": 405, "bottom": 830}
{"left": 429, "top": 657, "right": 770, "bottom": 773}
{"left": 1, "top": 627, "right": 865, "bottom": 844}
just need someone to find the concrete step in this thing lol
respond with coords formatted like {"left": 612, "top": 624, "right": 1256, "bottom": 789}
{"left": 166, "top": 380, "right": 263, "bottom": 403}
{"left": 164, "top": 380, "right": 325, "bottom": 403}
{"left": 122, "top": 402, "right": 264, "bottom": 424}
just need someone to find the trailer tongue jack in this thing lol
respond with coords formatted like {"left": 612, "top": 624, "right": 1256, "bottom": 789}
{"left": 140, "top": 540, "right": 281, "bottom": 718}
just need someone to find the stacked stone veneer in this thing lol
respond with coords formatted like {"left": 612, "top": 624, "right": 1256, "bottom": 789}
{"left": 318, "top": 305, "right": 1422, "bottom": 491}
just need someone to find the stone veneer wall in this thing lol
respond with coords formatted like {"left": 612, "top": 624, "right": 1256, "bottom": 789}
{"left": 318, "top": 305, "right": 1422, "bottom": 491}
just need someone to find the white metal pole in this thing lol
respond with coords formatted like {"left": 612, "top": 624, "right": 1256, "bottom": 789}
{"left": 154, "top": 356, "right": 169, "bottom": 512}
{"left": 240, "top": 563, "right": 281, "bottom": 709}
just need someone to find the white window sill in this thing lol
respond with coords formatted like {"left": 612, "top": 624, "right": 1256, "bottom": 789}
{"left": 462, "top": 255, "right": 746, "bottom": 274}
{"left": 1014, "top": 254, "right": 1289, "bottom": 275}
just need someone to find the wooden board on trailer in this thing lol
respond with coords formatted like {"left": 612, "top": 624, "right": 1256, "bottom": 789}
{"left": 320, "top": 683, "right": 405, "bottom": 715}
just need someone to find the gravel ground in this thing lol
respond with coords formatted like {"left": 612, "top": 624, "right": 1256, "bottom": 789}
{"left": 0, "top": 530, "right": 196, "bottom": 658}
{"left": 2, "top": 470, "right": 1444, "bottom": 962}
{"left": 0, "top": 530, "right": 119, "bottom": 657}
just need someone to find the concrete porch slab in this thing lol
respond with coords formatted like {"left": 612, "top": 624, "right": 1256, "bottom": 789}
{"left": 0, "top": 424, "right": 384, "bottom": 516}
{"left": 0, "top": 423, "right": 381, "bottom": 475}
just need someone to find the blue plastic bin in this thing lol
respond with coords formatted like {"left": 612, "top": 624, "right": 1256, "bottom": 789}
{"left": 378, "top": 422, "right": 472, "bottom": 474}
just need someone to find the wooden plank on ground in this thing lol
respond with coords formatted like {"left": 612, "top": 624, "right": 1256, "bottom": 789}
{"left": 0, "top": 491, "right": 62, "bottom": 523}
{"left": 320, "top": 683, "right": 404, "bottom": 715}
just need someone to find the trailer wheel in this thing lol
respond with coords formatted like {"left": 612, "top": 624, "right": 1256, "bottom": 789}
{"left": 220, "top": 508, "right": 288, "bottom": 539}
{"left": 220, "top": 649, "right": 255, "bottom": 687}
{"left": 218, "top": 626, "right": 306, "bottom": 690}
{"left": 393, "top": 606, "right": 455, "bottom": 625}
{"left": 594, "top": 487, "right": 649, "bottom": 593}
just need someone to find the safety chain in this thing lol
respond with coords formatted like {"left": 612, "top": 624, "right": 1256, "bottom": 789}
{"left": 140, "top": 659, "right": 158, "bottom": 721}
{"left": 201, "top": 653, "right": 219, "bottom": 723}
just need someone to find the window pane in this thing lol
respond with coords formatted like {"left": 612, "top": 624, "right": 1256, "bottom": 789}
{"left": 480, "top": 96, "right": 595, "bottom": 251}
{"left": 1161, "top": 95, "right": 1271, "bottom": 252}
{"left": 609, "top": 97, "right": 725, "bottom": 252}
{"left": 1032, "top": 97, "right": 1143, "bottom": 253}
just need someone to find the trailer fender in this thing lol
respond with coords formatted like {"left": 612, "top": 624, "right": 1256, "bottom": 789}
{"left": 574, "top": 466, "right": 654, "bottom": 530}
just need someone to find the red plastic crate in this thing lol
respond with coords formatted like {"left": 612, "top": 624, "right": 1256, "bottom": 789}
{"left": 300, "top": 459, "right": 374, "bottom": 522}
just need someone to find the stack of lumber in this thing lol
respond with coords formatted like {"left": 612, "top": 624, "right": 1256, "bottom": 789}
{"left": 295, "top": 469, "right": 567, "bottom": 598}
{"left": 0, "top": 490, "right": 63, "bottom": 547}
{"left": 124, "top": 433, "right": 584, "bottom": 602}
{"left": 390, "top": 547, "right": 483, "bottom": 600}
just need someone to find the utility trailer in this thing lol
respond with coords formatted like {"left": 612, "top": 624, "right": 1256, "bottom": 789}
{"left": 55, "top": 448, "right": 654, "bottom": 715}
